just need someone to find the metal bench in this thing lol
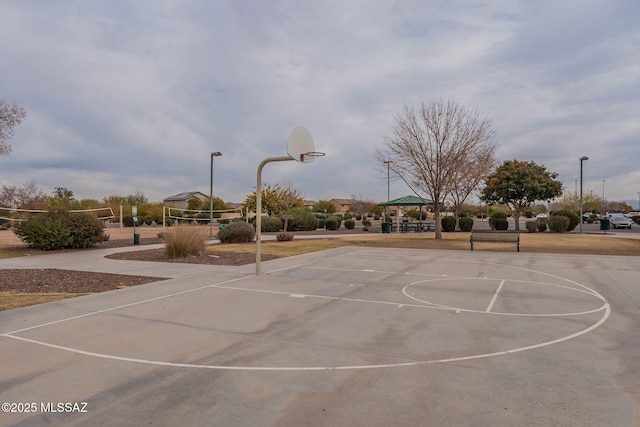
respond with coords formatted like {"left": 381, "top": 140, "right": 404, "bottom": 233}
{"left": 470, "top": 231, "right": 520, "bottom": 252}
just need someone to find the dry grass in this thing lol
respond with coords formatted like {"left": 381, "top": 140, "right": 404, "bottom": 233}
{"left": 0, "top": 292, "right": 85, "bottom": 310}
{"left": 210, "top": 233, "right": 640, "bottom": 257}
{"left": 164, "top": 225, "right": 207, "bottom": 259}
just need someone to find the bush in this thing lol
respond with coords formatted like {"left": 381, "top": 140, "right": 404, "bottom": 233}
{"left": 14, "top": 210, "right": 107, "bottom": 250}
{"left": 493, "top": 218, "right": 509, "bottom": 230}
{"left": 525, "top": 221, "right": 537, "bottom": 233}
{"left": 489, "top": 211, "right": 508, "bottom": 230}
{"left": 317, "top": 219, "right": 325, "bottom": 229}
{"left": 276, "top": 231, "right": 294, "bottom": 241}
{"left": 284, "top": 208, "right": 319, "bottom": 231}
{"left": 441, "top": 216, "right": 456, "bottom": 232}
{"left": 355, "top": 214, "right": 362, "bottom": 220}
{"left": 260, "top": 216, "right": 283, "bottom": 232}
{"left": 362, "top": 219, "right": 371, "bottom": 230}
{"left": 218, "top": 221, "right": 255, "bottom": 243}
{"left": 344, "top": 219, "right": 355, "bottom": 229}
{"left": 548, "top": 215, "right": 570, "bottom": 233}
{"left": 552, "top": 210, "right": 580, "bottom": 232}
{"left": 164, "top": 226, "right": 206, "bottom": 258}
{"left": 343, "top": 213, "right": 352, "bottom": 220}
{"left": 458, "top": 216, "right": 474, "bottom": 232}
{"left": 537, "top": 218, "right": 548, "bottom": 232}
{"left": 325, "top": 216, "right": 340, "bottom": 230}
{"left": 122, "top": 215, "right": 135, "bottom": 227}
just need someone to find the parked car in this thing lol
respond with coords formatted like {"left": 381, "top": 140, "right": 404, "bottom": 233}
{"left": 535, "top": 213, "right": 548, "bottom": 219}
{"left": 625, "top": 212, "right": 640, "bottom": 218}
{"left": 608, "top": 214, "right": 632, "bottom": 229}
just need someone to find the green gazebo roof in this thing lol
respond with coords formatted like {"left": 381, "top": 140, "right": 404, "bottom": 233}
{"left": 378, "top": 195, "right": 433, "bottom": 206}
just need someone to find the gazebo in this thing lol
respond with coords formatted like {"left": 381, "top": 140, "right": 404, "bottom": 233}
{"left": 378, "top": 195, "right": 434, "bottom": 232}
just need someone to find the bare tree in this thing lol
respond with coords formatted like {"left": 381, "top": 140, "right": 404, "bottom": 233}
{"left": 376, "top": 99, "right": 496, "bottom": 239}
{"left": 0, "top": 101, "right": 27, "bottom": 156}
{"left": 349, "top": 194, "right": 375, "bottom": 217}
{"left": 447, "top": 144, "right": 497, "bottom": 229}
{"left": 0, "top": 181, "right": 48, "bottom": 209}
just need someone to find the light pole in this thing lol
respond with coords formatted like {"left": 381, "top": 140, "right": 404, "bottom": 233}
{"left": 602, "top": 179, "right": 605, "bottom": 216}
{"left": 383, "top": 160, "right": 393, "bottom": 220}
{"left": 383, "top": 161, "right": 393, "bottom": 202}
{"left": 209, "top": 151, "right": 222, "bottom": 239}
{"left": 579, "top": 156, "right": 588, "bottom": 233}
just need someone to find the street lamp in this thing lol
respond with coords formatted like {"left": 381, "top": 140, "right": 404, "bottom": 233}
{"left": 602, "top": 179, "right": 605, "bottom": 216}
{"left": 383, "top": 160, "right": 393, "bottom": 220}
{"left": 579, "top": 156, "right": 588, "bottom": 233}
{"left": 209, "top": 151, "right": 222, "bottom": 239}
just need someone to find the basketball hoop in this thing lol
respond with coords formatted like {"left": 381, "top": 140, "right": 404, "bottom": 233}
{"left": 300, "top": 151, "right": 326, "bottom": 163}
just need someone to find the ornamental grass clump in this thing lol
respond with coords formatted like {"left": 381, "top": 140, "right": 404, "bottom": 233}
{"left": 164, "top": 225, "right": 206, "bottom": 258}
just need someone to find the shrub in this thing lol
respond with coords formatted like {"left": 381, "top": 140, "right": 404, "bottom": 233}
{"left": 489, "top": 211, "right": 508, "bottom": 230}
{"left": 493, "top": 218, "right": 509, "bottom": 230}
{"left": 344, "top": 219, "right": 355, "bottom": 229}
{"left": 276, "top": 231, "right": 294, "bottom": 241}
{"left": 552, "top": 210, "right": 580, "bottom": 231}
{"left": 525, "top": 209, "right": 533, "bottom": 218}
{"left": 284, "top": 208, "right": 319, "bottom": 231}
{"left": 164, "top": 226, "right": 206, "bottom": 258}
{"left": 362, "top": 219, "right": 371, "bottom": 230}
{"left": 260, "top": 216, "right": 283, "bottom": 232}
{"left": 537, "top": 218, "right": 548, "bottom": 232}
{"left": 343, "top": 213, "right": 352, "bottom": 220}
{"left": 525, "top": 221, "right": 537, "bottom": 233}
{"left": 317, "top": 219, "right": 325, "bottom": 229}
{"left": 458, "top": 216, "right": 474, "bottom": 232}
{"left": 548, "top": 215, "right": 570, "bottom": 233}
{"left": 325, "top": 216, "right": 340, "bottom": 230}
{"left": 217, "top": 221, "right": 256, "bottom": 243}
{"left": 122, "top": 215, "right": 135, "bottom": 227}
{"left": 14, "top": 210, "right": 107, "bottom": 250}
{"left": 441, "top": 216, "right": 456, "bottom": 232}
{"left": 355, "top": 214, "right": 362, "bottom": 220}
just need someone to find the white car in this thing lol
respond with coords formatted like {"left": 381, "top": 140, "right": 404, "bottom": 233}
{"left": 609, "top": 214, "right": 632, "bottom": 229}
{"left": 625, "top": 212, "right": 640, "bottom": 218}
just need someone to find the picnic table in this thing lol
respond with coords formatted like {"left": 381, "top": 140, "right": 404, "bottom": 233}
{"left": 391, "top": 221, "right": 436, "bottom": 232}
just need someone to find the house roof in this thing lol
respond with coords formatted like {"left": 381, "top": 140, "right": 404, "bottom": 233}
{"left": 330, "top": 198, "right": 354, "bottom": 205}
{"left": 163, "top": 191, "right": 208, "bottom": 202}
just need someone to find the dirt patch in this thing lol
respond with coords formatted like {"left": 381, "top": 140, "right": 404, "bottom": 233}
{"left": 0, "top": 269, "right": 166, "bottom": 293}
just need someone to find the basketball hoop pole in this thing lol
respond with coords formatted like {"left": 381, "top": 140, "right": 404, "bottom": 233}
{"left": 256, "top": 155, "right": 295, "bottom": 275}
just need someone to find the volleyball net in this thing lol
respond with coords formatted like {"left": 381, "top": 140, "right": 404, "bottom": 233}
{"left": 0, "top": 206, "right": 116, "bottom": 223}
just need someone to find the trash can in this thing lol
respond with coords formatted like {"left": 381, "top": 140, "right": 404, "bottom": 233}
{"left": 599, "top": 217, "right": 610, "bottom": 232}
{"left": 381, "top": 222, "right": 391, "bottom": 233}
{"left": 133, "top": 233, "right": 140, "bottom": 245}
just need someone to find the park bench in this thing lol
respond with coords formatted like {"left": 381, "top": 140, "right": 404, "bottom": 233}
{"left": 470, "top": 231, "right": 520, "bottom": 252}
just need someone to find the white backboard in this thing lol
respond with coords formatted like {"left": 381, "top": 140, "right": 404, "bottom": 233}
{"left": 287, "top": 126, "right": 315, "bottom": 162}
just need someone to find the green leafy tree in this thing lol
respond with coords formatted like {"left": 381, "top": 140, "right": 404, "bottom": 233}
{"left": 244, "top": 183, "right": 304, "bottom": 218}
{"left": 49, "top": 187, "right": 81, "bottom": 210}
{"left": 313, "top": 200, "right": 336, "bottom": 214}
{"left": 480, "top": 160, "right": 562, "bottom": 231}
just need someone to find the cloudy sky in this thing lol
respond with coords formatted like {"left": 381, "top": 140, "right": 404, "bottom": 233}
{"left": 1, "top": 0, "right": 639, "bottom": 207}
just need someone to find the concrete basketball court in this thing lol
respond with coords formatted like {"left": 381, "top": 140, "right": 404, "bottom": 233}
{"left": 1, "top": 244, "right": 639, "bottom": 426}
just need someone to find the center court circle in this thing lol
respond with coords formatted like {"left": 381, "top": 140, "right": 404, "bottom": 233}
{"left": 402, "top": 277, "right": 608, "bottom": 316}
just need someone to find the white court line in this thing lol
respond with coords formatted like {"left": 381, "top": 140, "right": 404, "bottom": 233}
{"left": 2, "top": 276, "right": 250, "bottom": 336}
{"left": 486, "top": 280, "right": 506, "bottom": 313}
{"left": 0, "top": 249, "right": 613, "bottom": 372}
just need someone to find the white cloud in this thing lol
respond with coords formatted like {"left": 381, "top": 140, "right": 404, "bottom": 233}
{"left": 1, "top": 0, "right": 638, "bottom": 205}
